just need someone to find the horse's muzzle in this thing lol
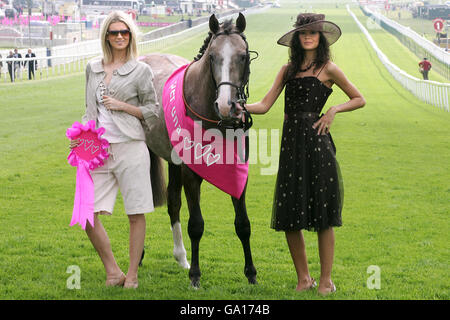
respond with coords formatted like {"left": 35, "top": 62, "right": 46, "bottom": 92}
{"left": 215, "top": 101, "right": 245, "bottom": 129}
{"left": 217, "top": 103, "right": 253, "bottom": 131}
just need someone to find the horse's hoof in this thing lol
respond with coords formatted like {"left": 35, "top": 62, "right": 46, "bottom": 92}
{"left": 244, "top": 266, "right": 257, "bottom": 284}
{"left": 189, "top": 268, "right": 201, "bottom": 288}
{"left": 177, "top": 259, "right": 190, "bottom": 269}
{"left": 190, "top": 279, "right": 201, "bottom": 289}
{"left": 248, "top": 276, "right": 258, "bottom": 285}
{"left": 174, "top": 254, "right": 190, "bottom": 269}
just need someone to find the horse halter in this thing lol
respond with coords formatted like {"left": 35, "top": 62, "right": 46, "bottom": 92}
{"left": 207, "top": 30, "right": 258, "bottom": 131}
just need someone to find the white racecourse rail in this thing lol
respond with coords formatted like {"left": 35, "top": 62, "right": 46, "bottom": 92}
{"left": 348, "top": 5, "right": 449, "bottom": 112}
{"left": 362, "top": 5, "right": 450, "bottom": 70}
{"left": 0, "top": 6, "right": 270, "bottom": 83}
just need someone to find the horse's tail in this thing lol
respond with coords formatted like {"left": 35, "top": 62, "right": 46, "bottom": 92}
{"left": 149, "top": 148, "right": 167, "bottom": 207}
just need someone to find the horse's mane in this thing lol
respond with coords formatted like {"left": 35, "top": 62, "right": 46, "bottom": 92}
{"left": 194, "top": 19, "right": 241, "bottom": 61}
{"left": 194, "top": 31, "right": 213, "bottom": 61}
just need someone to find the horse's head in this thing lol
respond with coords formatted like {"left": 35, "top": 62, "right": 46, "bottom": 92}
{"left": 207, "top": 13, "right": 249, "bottom": 127}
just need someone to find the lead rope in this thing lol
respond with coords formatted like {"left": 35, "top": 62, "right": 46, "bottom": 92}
{"left": 240, "top": 50, "right": 258, "bottom": 162}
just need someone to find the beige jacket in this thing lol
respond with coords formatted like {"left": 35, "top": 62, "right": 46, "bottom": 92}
{"left": 82, "top": 57, "right": 158, "bottom": 141}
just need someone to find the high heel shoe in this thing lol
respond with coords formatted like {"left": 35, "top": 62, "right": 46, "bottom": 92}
{"left": 318, "top": 282, "right": 336, "bottom": 296}
{"left": 105, "top": 272, "right": 126, "bottom": 287}
{"left": 124, "top": 278, "right": 138, "bottom": 289}
{"left": 296, "top": 277, "right": 317, "bottom": 292}
{"left": 310, "top": 278, "right": 317, "bottom": 289}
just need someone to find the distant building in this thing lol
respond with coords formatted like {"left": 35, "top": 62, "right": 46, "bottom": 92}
{"left": 80, "top": 0, "right": 141, "bottom": 16}
{"left": 158, "top": 0, "right": 259, "bottom": 15}
{"left": 416, "top": 4, "right": 450, "bottom": 20}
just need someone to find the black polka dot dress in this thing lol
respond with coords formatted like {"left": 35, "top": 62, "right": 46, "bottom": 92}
{"left": 271, "top": 76, "right": 344, "bottom": 232}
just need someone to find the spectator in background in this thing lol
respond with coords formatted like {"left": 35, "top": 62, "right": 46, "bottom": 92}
{"left": 7, "top": 51, "right": 14, "bottom": 82}
{"left": 419, "top": 57, "right": 432, "bottom": 80}
{"left": 0, "top": 53, "right": 3, "bottom": 78}
{"left": 25, "top": 48, "right": 37, "bottom": 80}
{"left": 13, "top": 48, "right": 22, "bottom": 80}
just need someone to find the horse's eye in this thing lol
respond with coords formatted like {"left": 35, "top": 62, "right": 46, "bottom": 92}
{"left": 209, "top": 54, "right": 215, "bottom": 62}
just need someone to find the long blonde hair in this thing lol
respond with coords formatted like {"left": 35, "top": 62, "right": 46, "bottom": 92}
{"left": 100, "top": 11, "right": 139, "bottom": 64}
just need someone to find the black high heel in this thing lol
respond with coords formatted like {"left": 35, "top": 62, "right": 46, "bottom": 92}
{"left": 139, "top": 248, "right": 145, "bottom": 267}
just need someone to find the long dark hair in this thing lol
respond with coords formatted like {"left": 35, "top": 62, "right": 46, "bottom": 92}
{"left": 284, "top": 31, "right": 331, "bottom": 82}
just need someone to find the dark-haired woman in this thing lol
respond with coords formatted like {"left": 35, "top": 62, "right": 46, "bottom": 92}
{"left": 246, "top": 13, "right": 365, "bottom": 295}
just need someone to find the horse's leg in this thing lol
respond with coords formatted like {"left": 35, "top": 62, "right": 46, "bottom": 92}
{"left": 232, "top": 182, "right": 257, "bottom": 284}
{"left": 168, "top": 163, "right": 190, "bottom": 269}
{"left": 182, "top": 165, "right": 204, "bottom": 288}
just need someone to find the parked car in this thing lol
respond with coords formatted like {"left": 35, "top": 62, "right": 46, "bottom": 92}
{"left": 5, "top": 7, "right": 17, "bottom": 18}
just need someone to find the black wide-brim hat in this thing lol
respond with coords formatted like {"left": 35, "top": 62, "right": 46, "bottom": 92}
{"left": 277, "top": 13, "right": 341, "bottom": 47}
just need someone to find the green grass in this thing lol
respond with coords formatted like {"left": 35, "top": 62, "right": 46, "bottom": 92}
{"left": 0, "top": 1, "right": 449, "bottom": 300}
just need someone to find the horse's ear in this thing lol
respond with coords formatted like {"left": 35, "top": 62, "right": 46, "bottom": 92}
{"left": 236, "top": 12, "right": 246, "bottom": 33}
{"left": 209, "top": 14, "right": 219, "bottom": 34}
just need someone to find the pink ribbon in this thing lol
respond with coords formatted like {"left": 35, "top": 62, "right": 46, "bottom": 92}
{"left": 66, "top": 120, "right": 109, "bottom": 230}
{"left": 70, "top": 160, "right": 95, "bottom": 230}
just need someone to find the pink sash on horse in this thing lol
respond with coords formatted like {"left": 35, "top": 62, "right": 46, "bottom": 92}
{"left": 163, "top": 64, "right": 248, "bottom": 199}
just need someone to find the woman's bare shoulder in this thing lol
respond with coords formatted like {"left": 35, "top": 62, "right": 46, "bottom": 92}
{"left": 278, "top": 63, "right": 289, "bottom": 74}
{"left": 324, "top": 61, "right": 348, "bottom": 82}
{"left": 324, "top": 61, "right": 340, "bottom": 73}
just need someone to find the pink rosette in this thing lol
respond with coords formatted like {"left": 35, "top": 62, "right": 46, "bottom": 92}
{"left": 66, "top": 120, "right": 109, "bottom": 230}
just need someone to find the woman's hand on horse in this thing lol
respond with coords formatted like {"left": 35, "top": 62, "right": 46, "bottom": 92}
{"left": 103, "top": 95, "right": 124, "bottom": 111}
{"left": 313, "top": 107, "right": 337, "bottom": 135}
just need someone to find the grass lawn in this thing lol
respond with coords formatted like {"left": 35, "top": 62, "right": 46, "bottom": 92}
{"left": 0, "top": 1, "right": 448, "bottom": 300}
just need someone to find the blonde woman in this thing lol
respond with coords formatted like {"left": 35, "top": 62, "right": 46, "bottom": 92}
{"left": 70, "top": 11, "right": 159, "bottom": 289}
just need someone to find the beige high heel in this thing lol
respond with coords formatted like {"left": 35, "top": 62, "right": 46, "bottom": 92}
{"left": 318, "top": 282, "right": 336, "bottom": 296}
{"left": 124, "top": 278, "right": 138, "bottom": 289}
{"left": 105, "top": 272, "right": 126, "bottom": 287}
{"left": 296, "top": 277, "right": 317, "bottom": 292}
